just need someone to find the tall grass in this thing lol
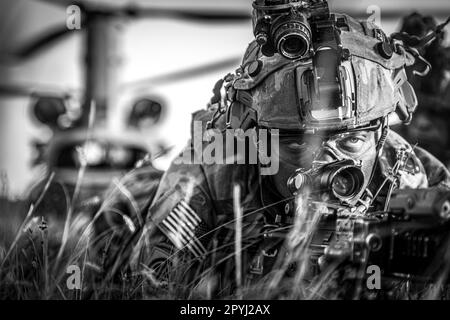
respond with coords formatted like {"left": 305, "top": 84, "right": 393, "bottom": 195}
{"left": 0, "top": 174, "right": 148, "bottom": 299}
{"left": 1, "top": 150, "right": 450, "bottom": 299}
{"left": 0, "top": 102, "right": 148, "bottom": 299}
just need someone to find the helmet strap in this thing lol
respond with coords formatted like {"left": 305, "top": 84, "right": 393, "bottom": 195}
{"left": 376, "top": 117, "right": 390, "bottom": 157}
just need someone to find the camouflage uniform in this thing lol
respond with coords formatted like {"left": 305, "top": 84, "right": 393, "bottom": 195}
{"left": 131, "top": 14, "right": 450, "bottom": 298}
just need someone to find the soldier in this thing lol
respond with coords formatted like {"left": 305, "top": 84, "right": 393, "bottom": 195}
{"left": 394, "top": 12, "right": 450, "bottom": 168}
{"left": 130, "top": 7, "right": 450, "bottom": 299}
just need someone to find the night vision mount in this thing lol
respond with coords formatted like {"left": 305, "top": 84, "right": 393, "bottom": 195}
{"left": 252, "top": 0, "right": 338, "bottom": 60}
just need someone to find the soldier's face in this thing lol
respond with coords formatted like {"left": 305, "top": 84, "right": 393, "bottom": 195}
{"left": 272, "top": 130, "right": 378, "bottom": 199}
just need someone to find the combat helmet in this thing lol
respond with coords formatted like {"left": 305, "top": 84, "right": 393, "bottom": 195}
{"left": 222, "top": 13, "right": 419, "bottom": 133}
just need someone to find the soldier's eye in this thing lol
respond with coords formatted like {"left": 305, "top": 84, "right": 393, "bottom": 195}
{"left": 337, "top": 134, "right": 366, "bottom": 153}
{"left": 280, "top": 135, "right": 323, "bottom": 156}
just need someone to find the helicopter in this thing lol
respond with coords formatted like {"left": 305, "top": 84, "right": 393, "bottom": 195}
{"left": 0, "top": 0, "right": 252, "bottom": 227}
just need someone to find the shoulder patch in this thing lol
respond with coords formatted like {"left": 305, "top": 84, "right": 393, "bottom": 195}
{"left": 159, "top": 200, "right": 208, "bottom": 260}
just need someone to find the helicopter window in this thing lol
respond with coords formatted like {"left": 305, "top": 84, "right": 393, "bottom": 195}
{"left": 129, "top": 99, "right": 163, "bottom": 128}
{"left": 54, "top": 142, "right": 147, "bottom": 170}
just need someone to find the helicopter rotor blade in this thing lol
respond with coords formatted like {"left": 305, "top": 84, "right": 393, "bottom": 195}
{"left": 122, "top": 56, "right": 241, "bottom": 90}
{"left": 5, "top": 2, "right": 249, "bottom": 61}
{"left": 0, "top": 82, "right": 76, "bottom": 98}
{"left": 0, "top": 84, "right": 36, "bottom": 97}
{"left": 126, "top": 8, "right": 251, "bottom": 23}
{"left": 36, "top": 0, "right": 251, "bottom": 22}
{"left": 0, "top": 55, "right": 241, "bottom": 97}
{"left": 13, "top": 27, "right": 75, "bottom": 60}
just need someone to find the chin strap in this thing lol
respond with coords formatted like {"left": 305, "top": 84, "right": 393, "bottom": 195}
{"left": 376, "top": 117, "right": 390, "bottom": 157}
{"left": 356, "top": 117, "right": 390, "bottom": 212}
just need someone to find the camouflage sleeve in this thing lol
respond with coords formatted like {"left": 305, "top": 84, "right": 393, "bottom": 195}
{"left": 414, "top": 146, "right": 450, "bottom": 188}
{"left": 131, "top": 142, "right": 217, "bottom": 294}
{"left": 383, "top": 131, "right": 450, "bottom": 189}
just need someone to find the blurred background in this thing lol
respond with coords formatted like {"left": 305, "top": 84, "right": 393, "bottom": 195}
{"left": 0, "top": 0, "right": 449, "bottom": 199}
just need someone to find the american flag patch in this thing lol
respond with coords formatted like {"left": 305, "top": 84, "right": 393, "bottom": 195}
{"left": 159, "top": 200, "right": 208, "bottom": 259}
